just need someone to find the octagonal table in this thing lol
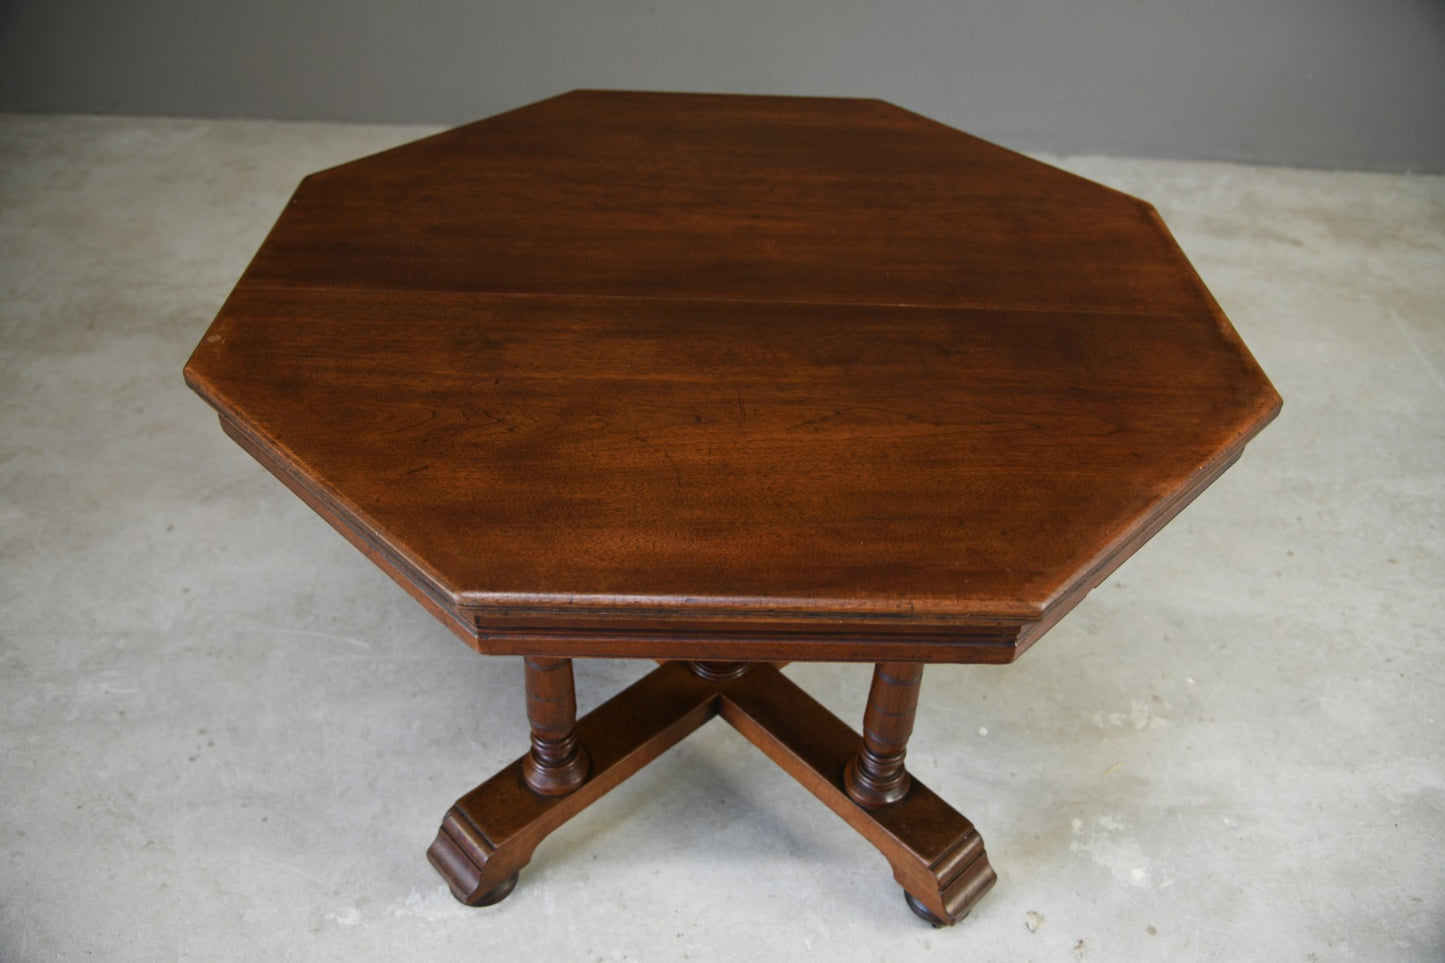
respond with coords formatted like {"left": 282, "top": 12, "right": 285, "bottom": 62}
{"left": 185, "top": 90, "right": 1280, "bottom": 925}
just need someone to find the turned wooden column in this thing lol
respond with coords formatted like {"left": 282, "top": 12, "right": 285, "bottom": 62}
{"left": 689, "top": 661, "right": 750, "bottom": 682}
{"left": 845, "top": 662, "right": 924, "bottom": 809}
{"left": 521, "top": 657, "right": 590, "bottom": 796}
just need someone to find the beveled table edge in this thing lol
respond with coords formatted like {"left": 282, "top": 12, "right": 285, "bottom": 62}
{"left": 189, "top": 371, "right": 1278, "bottom": 664}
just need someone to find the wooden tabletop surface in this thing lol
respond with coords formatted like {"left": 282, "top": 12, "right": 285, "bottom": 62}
{"left": 185, "top": 90, "right": 1280, "bottom": 664}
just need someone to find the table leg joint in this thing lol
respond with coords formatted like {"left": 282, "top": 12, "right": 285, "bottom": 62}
{"left": 429, "top": 661, "right": 723, "bottom": 905}
{"left": 717, "top": 664, "right": 995, "bottom": 925}
{"left": 430, "top": 660, "right": 995, "bottom": 924}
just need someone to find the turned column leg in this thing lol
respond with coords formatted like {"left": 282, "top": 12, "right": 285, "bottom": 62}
{"left": 430, "top": 660, "right": 994, "bottom": 922}
{"left": 429, "top": 661, "right": 727, "bottom": 907}
{"left": 845, "top": 662, "right": 924, "bottom": 809}
{"left": 688, "top": 660, "right": 750, "bottom": 682}
{"left": 719, "top": 664, "right": 996, "bottom": 925}
{"left": 522, "top": 656, "right": 590, "bottom": 796}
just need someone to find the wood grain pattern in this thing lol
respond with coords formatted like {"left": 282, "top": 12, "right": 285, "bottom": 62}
{"left": 244, "top": 91, "right": 1199, "bottom": 315}
{"left": 520, "top": 657, "right": 589, "bottom": 795}
{"left": 845, "top": 662, "right": 925, "bottom": 809}
{"left": 186, "top": 90, "right": 1280, "bottom": 663}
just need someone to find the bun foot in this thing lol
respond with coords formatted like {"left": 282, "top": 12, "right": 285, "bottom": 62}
{"left": 905, "top": 890, "right": 946, "bottom": 926}
{"left": 474, "top": 873, "right": 519, "bottom": 906}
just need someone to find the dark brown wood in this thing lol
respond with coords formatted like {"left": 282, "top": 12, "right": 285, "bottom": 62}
{"left": 845, "top": 662, "right": 925, "bottom": 809}
{"left": 520, "top": 657, "right": 589, "bottom": 795}
{"left": 718, "top": 666, "right": 995, "bottom": 924}
{"left": 430, "top": 660, "right": 993, "bottom": 923}
{"left": 689, "top": 660, "right": 750, "bottom": 681}
{"left": 185, "top": 90, "right": 1280, "bottom": 665}
{"left": 429, "top": 661, "right": 722, "bottom": 905}
{"left": 188, "top": 91, "right": 1280, "bottom": 926}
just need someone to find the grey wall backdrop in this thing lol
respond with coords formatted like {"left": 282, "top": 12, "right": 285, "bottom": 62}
{"left": 2, "top": 0, "right": 1442, "bottom": 172}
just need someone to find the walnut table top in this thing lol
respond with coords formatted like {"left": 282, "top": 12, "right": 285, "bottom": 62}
{"left": 185, "top": 90, "right": 1279, "bottom": 666}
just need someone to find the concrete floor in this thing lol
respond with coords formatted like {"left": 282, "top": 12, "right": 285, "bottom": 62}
{"left": 1, "top": 114, "right": 1441, "bottom": 962}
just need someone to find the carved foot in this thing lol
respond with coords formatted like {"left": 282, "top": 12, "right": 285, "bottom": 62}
{"left": 896, "top": 828, "right": 997, "bottom": 925}
{"left": 428, "top": 805, "right": 529, "bottom": 906}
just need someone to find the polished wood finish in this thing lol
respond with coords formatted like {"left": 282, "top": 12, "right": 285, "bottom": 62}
{"left": 520, "top": 657, "right": 589, "bottom": 796}
{"left": 845, "top": 662, "right": 925, "bottom": 809}
{"left": 185, "top": 90, "right": 1280, "bottom": 664}
{"left": 186, "top": 91, "right": 1280, "bottom": 925}
{"left": 428, "top": 661, "right": 994, "bottom": 924}
{"left": 689, "top": 660, "right": 751, "bottom": 681}
{"left": 429, "top": 661, "right": 720, "bottom": 907}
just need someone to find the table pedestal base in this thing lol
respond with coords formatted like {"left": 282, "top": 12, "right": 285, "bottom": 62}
{"left": 428, "top": 661, "right": 995, "bottom": 925}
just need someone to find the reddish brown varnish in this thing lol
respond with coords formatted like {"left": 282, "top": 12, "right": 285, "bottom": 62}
{"left": 186, "top": 91, "right": 1279, "bottom": 925}
{"left": 845, "top": 662, "right": 925, "bottom": 809}
{"left": 520, "top": 657, "right": 589, "bottom": 796}
{"left": 427, "top": 661, "right": 995, "bottom": 924}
